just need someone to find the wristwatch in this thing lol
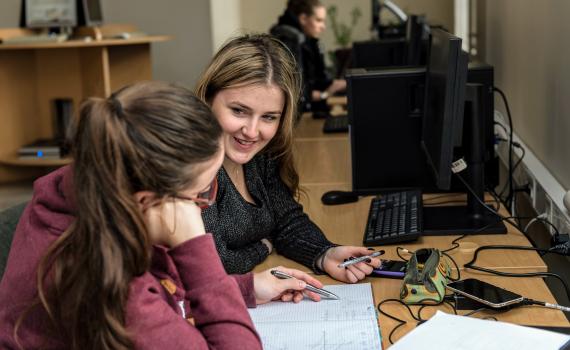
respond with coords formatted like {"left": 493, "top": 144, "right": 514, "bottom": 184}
{"left": 320, "top": 91, "right": 329, "bottom": 101}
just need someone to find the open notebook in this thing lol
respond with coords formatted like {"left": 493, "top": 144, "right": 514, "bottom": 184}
{"left": 248, "top": 283, "right": 381, "bottom": 350}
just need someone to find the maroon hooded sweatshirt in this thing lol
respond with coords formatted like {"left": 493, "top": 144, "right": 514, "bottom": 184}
{"left": 0, "top": 166, "right": 261, "bottom": 349}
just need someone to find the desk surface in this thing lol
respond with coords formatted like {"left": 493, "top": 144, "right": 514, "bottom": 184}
{"left": 257, "top": 114, "right": 569, "bottom": 348}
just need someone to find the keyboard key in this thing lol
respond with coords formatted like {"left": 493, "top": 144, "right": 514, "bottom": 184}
{"left": 363, "top": 189, "right": 423, "bottom": 245}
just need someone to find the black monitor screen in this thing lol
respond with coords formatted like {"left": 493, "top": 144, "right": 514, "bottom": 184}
{"left": 77, "top": 0, "right": 103, "bottom": 26}
{"left": 84, "top": 0, "right": 102, "bottom": 24}
{"left": 421, "top": 28, "right": 465, "bottom": 190}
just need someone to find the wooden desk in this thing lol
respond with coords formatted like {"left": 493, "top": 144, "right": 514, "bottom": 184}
{"left": 312, "top": 273, "right": 569, "bottom": 348}
{"left": 257, "top": 114, "right": 569, "bottom": 347}
{"left": 0, "top": 33, "right": 169, "bottom": 183}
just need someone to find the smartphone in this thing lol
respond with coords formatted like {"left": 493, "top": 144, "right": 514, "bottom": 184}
{"left": 370, "top": 260, "right": 407, "bottom": 279}
{"left": 446, "top": 278, "right": 524, "bottom": 309}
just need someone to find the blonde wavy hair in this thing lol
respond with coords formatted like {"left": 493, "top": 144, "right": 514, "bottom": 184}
{"left": 195, "top": 33, "right": 302, "bottom": 197}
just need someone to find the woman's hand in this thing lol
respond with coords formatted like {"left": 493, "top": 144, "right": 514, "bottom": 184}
{"left": 322, "top": 246, "right": 381, "bottom": 283}
{"left": 253, "top": 266, "right": 323, "bottom": 305}
{"left": 143, "top": 199, "right": 206, "bottom": 248}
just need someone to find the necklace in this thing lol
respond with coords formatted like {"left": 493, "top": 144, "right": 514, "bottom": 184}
{"left": 224, "top": 162, "right": 254, "bottom": 203}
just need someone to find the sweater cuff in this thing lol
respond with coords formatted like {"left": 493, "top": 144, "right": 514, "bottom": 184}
{"left": 232, "top": 273, "right": 256, "bottom": 308}
{"left": 312, "top": 244, "right": 339, "bottom": 274}
{"left": 169, "top": 234, "right": 227, "bottom": 290}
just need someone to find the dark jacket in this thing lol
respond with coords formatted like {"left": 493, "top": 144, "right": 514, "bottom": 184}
{"left": 270, "top": 9, "right": 332, "bottom": 112}
{"left": 202, "top": 154, "right": 336, "bottom": 274}
{"left": 0, "top": 166, "right": 261, "bottom": 349}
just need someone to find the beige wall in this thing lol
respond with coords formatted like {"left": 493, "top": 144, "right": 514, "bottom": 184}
{"left": 484, "top": 0, "right": 570, "bottom": 189}
{"left": 101, "top": 0, "right": 212, "bottom": 89}
{"left": 240, "top": 0, "right": 453, "bottom": 53}
{"left": 0, "top": 1, "right": 213, "bottom": 89}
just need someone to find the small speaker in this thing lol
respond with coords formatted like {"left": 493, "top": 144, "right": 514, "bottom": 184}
{"left": 53, "top": 98, "right": 73, "bottom": 155}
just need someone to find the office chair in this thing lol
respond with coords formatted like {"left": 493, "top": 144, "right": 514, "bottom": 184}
{"left": 0, "top": 202, "right": 27, "bottom": 280}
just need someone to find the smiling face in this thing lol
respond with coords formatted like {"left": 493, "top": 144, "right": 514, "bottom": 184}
{"left": 210, "top": 84, "right": 285, "bottom": 166}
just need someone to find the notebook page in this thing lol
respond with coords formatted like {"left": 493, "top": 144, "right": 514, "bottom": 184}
{"left": 248, "top": 283, "right": 381, "bottom": 350}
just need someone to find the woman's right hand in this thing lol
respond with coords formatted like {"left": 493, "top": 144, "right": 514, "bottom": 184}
{"left": 143, "top": 199, "right": 206, "bottom": 248}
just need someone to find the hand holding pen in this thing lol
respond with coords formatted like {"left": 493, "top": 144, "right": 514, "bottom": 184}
{"left": 271, "top": 270, "right": 340, "bottom": 300}
{"left": 338, "top": 250, "right": 385, "bottom": 268}
{"left": 319, "top": 246, "right": 384, "bottom": 283}
{"left": 253, "top": 267, "right": 326, "bottom": 304}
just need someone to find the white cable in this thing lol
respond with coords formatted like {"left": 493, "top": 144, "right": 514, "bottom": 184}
{"left": 523, "top": 213, "right": 548, "bottom": 234}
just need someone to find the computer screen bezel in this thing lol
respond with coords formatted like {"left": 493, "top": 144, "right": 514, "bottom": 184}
{"left": 421, "top": 28, "right": 464, "bottom": 190}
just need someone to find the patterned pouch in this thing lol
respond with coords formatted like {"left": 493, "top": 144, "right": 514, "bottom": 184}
{"left": 400, "top": 248, "right": 452, "bottom": 304}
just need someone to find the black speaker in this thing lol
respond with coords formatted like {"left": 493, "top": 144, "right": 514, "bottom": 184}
{"left": 53, "top": 98, "right": 73, "bottom": 155}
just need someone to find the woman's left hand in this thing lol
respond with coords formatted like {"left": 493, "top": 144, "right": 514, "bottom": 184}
{"left": 322, "top": 246, "right": 382, "bottom": 283}
{"left": 253, "top": 266, "right": 323, "bottom": 305}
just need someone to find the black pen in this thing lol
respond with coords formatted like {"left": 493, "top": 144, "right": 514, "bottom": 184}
{"left": 270, "top": 270, "right": 340, "bottom": 300}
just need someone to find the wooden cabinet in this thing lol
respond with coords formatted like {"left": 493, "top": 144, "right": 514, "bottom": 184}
{"left": 0, "top": 30, "right": 169, "bottom": 182}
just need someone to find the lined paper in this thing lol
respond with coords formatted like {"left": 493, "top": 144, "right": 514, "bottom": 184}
{"left": 248, "top": 283, "right": 381, "bottom": 350}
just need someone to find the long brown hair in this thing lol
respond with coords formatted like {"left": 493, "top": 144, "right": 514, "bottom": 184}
{"left": 195, "top": 33, "right": 302, "bottom": 197}
{"left": 19, "top": 82, "right": 222, "bottom": 349}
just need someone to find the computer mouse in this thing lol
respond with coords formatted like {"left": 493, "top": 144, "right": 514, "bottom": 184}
{"left": 321, "top": 190, "right": 359, "bottom": 205}
{"left": 312, "top": 110, "right": 330, "bottom": 119}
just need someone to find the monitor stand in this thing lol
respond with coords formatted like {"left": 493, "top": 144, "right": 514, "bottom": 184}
{"left": 423, "top": 84, "right": 507, "bottom": 236}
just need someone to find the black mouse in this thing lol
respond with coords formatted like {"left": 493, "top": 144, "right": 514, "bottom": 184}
{"left": 321, "top": 191, "right": 359, "bottom": 205}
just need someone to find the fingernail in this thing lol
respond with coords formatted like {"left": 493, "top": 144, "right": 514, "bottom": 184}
{"left": 299, "top": 281, "right": 306, "bottom": 288}
{"left": 343, "top": 258, "right": 348, "bottom": 262}
{"left": 365, "top": 258, "right": 372, "bottom": 263}
{"left": 367, "top": 247, "right": 375, "bottom": 251}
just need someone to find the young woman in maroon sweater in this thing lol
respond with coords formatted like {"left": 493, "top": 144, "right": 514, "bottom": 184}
{"left": 0, "top": 82, "right": 322, "bottom": 349}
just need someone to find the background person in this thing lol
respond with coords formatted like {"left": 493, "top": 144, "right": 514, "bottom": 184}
{"left": 270, "top": 0, "right": 346, "bottom": 116}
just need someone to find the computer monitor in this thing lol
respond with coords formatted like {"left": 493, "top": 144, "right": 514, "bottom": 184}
{"left": 405, "top": 15, "right": 429, "bottom": 66}
{"left": 352, "top": 14, "right": 429, "bottom": 69}
{"left": 77, "top": 0, "right": 103, "bottom": 27}
{"left": 421, "top": 28, "right": 506, "bottom": 235}
{"left": 371, "top": 0, "right": 408, "bottom": 39}
{"left": 21, "top": 0, "right": 77, "bottom": 29}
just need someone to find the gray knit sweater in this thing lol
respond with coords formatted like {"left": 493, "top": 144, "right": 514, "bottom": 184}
{"left": 202, "top": 154, "right": 335, "bottom": 274}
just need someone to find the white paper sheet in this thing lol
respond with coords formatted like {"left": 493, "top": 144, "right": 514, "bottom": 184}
{"left": 248, "top": 283, "right": 381, "bottom": 350}
{"left": 391, "top": 310, "right": 570, "bottom": 350}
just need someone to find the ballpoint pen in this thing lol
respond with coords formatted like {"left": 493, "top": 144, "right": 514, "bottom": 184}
{"left": 337, "top": 250, "right": 384, "bottom": 268}
{"left": 270, "top": 270, "right": 340, "bottom": 300}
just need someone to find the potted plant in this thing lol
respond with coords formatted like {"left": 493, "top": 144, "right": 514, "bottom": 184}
{"left": 327, "top": 5, "right": 362, "bottom": 77}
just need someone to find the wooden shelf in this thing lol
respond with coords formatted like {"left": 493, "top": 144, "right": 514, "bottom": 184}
{"left": 0, "top": 27, "right": 168, "bottom": 182}
{"left": 0, "top": 156, "right": 71, "bottom": 167}
{"left": 0, "top": 35, "right": 171, "bottom": 50}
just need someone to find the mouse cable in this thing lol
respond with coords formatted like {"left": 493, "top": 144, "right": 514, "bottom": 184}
{"left": 464, "top": 245, "right": 570, "bottom": 301}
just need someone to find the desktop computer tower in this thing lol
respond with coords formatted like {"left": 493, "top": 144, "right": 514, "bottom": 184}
{"left": 347, "top": 62, "right": 498, "bottom": 195}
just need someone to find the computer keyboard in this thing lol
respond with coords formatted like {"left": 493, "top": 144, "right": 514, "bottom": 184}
{"left": 322, "top": 114, "right": 348, "bottom": 133}
{"left": 363, "top": 189, "right": 423, "bottom": 245}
